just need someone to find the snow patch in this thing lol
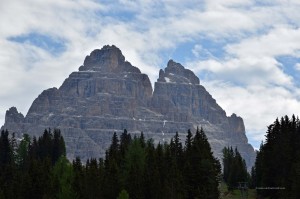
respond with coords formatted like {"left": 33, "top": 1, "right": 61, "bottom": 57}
{"left": 163, "top": 120, "right": 167, "bottom": 127}
{"left": 165, "top": 77, "right": 171, "bottom": 83}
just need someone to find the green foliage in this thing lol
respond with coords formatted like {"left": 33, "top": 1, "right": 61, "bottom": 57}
{"left": 0, "top": 128, "right": 221, "bottom": 199}
{"left": 117, "top": 189, "right": 130, "bottom": 199}
{"left": 254, "top": 115, "right": 300, "bottom": 199}
{"left": 51, "top": 156, "right": 75, "bottom": 199}
{"left": 0, "top": 130, "right": 17, "bottom": 198}
{"left": 85, "top": 158, "right": 104, "bottom": 199}
{"left": 219, "top": 181, "right": 257, "bottom": 199}
{"left": 123, "top": 137, "right": 146, "bottom": 199}
{"left": 0, "top": 129, "right": 66, "bottom": 198}
{"left": 222, "top": 147, "right": 248, "bottom": 190}
{"left": 0, "top": 130, "right": 12, "bottom": 167}
{"left": 16, "top": 134, "right": 30, "bottom": 169}
{"left": 184, "top": 127, "right": 221, "bottom": 199}
{"left": 74, "top": 128, "right": 221, "bottom": 199}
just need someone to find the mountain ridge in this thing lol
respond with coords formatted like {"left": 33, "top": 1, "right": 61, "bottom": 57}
{"left": 1, "top": 45, "right": 256, "bottom": 168}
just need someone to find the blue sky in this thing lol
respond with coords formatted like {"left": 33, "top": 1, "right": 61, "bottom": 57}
{"left": 1, "top": 0, "right": 300, "bottom": 150}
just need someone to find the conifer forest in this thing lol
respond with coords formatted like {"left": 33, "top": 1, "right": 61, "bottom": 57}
{"left": 1, "top": 116, "right": 300, "bottom": 199}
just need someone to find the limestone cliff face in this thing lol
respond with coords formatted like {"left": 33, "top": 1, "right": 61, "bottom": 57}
{"left": 151, "top": 60, "right": 255, "bottom": 167}
{"left": 153, "top": 60, "right": 226, "bottom": 123}
{"left": 4, "top": 107, "right": 24, "bottom": 134}
{"left": 1, "top": 45, "right": 256, "bottom": 168}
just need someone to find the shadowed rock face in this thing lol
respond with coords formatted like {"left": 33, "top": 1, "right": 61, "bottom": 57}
{"left": 1, "top": 45, "right": 256, "bottom": 169}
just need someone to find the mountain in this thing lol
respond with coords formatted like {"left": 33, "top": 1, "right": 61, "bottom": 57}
{"left": 1, "top": 45, "right": 255, "bottom": 168}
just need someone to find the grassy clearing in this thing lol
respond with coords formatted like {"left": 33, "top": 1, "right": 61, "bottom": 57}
{"left": 220, "top": 182, "right": 257, "bottom": 199}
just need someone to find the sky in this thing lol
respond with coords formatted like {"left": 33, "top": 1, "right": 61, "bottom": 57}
{"left": 1, "top": 0, "right": 300, "bottom": 149}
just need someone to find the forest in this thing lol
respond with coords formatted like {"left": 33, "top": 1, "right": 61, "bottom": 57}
{"left": 0, "top": 128, "right": 221, "bottom": 199}
{"left": 1, "top": 115, "right": 300, "bottom": 199}
{"left": 221, "top": 115, "right": 300, "bottom": 199}
{"left": 253, "top": 115, "right": 300, "bottom": 199}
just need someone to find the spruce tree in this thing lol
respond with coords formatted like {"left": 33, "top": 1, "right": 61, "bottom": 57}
{"left": 72, "top": 157, "right": 85, "bottom": 199}
{"left": 255, "top": 115, "right": 300, "bottom": 198}
{"left": 184, "top": 128, "right": 221, "bottom": 199}
{"left": 51, "top": 156, "right": 75, "bottom": 199}
{"left": 144, "top": 139, "right": 161, "bottom": 199}
{"left": 123, "top": 137, "right": 146, "bottom": 199}
{"left": 222, "top": 146, "right": 248, "bottom": 190}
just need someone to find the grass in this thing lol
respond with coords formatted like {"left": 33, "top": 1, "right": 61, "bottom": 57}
{"left": 220, "top": 182, "right": 257, "bottom": 199}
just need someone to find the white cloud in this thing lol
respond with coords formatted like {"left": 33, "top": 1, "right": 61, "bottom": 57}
{"left": 191, "top": 44, "right": 216, "bottom": 59}
{"left": 188, "top": 56, "right": 293, "bottom": 87}
{"left": 1, "top": 0, "right": 300, "bottom": 149}
{"left": 186, "top": 26, "right": 300, "bottom": 148}
{"left": 201, "top": 80, "right": 300, "bottom": 147}
{"left": 226, "top": 27, "right": 300, "bottom": 58}
{"left": 294, "top": 63, "right": 300, "bottom": 71}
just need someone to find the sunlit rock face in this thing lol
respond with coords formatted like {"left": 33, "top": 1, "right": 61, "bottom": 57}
{"left": 1, "top": 45, "right": 255, "bottom": 168}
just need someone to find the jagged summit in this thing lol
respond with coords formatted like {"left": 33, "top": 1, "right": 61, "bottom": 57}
{"left": 158, "top": 59, "right": 200, "bottom": 85}
{"left": 1, "top": 45, "right": 256, "bottom": 169}
{"left": 5, "top": 107, "right": 24, "bottom": 123}
{"left": 79, "top": 45, "right": 141, "bottom": 73}
{"left": 4, "top": 107, "right": 25, "bottom": 132}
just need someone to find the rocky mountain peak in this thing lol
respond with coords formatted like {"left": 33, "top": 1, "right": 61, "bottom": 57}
{"left": 167, "top": 59, "right": 184, "bottom": 70}
{"left": 79, "top": 45, "right": 141, "bottom": 73}
{"left": 158, "top": 59, "right": 200, "bottom": 84}
{"left": 1, "top": 45, "right": 255, "bottom": 169}
{"left": 5, "top": 107, "right": 24, "bottom": 123}
{"left": 3, "top": 107, "right": 24, "bottom": 133}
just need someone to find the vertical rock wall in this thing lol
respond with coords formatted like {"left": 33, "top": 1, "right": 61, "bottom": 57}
{"left": 1, "top": 45, "right": 256, "bottom": 169}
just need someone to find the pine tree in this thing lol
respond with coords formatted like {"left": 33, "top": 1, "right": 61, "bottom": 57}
{"left": 51, "top": 156, "right": 75, "bottom": 199}
{"left": 120, "top": 129, "right": 132, "bottom": 160}
{"left": 144, "top": 139, "right": 161, "bottom": 199}
{"left": 0, "top": 130, "right": 12, "bottom": 167}
{"left": 0, "top": 130, "right": 15, "bottom": 198}
{"left": 108, "top": 132, "right": 120, "bottom": 163}
{"left": 72, "top": 157, "right": 85, "bottom": 199}
{"left": 16, "top": 134, "right": 31, "bottom": 170}
{"left": 222, "top": 146, "right": 248, "bottom": 190}
{"left": 167, "top": 133, "right": 185, "bottom": 199}
{"left": 255, "top": 115, "right": 300, "bottom": 198}
{"left": 184, "top": 127, "right": 221, "bottom": 199}
{"left": 222, "top": 146, "right": 234, "bottom": 183}
{"left": 103, "top": 132, "right": 121, "bottom": 199}
{"left": 52, "top": 129, "right": 66, "bottom": 164}
{"left": 85, "top": 158, "right": 102, "bottom": 199}
{"left": 123, "top": 137, "right": 146, "bottom": 199}
{"left": 185, "top": 129, "right": 193, "bottom": 153}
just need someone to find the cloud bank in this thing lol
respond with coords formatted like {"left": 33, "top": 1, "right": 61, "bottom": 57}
{"left": 1, "top": 0, "right": 300, "bottom": 149}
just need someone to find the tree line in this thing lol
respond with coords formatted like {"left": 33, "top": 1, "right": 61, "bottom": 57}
{"left": 0, "top": 127, "right": 221, "bottom": 199}
{"left": 220, "top": 115, "right": 300, "bottom": 199}
{"left": 0, "top": 129, "right": 66, "bottom": 199}
{"left": 3, "top": 116, "right": 299, "bottom": 199}
{"left": 252, "top": 115, "right": 300, "bottom": 199}
{"left": 222, "top": 146, "right": 248, "bottom": 190}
